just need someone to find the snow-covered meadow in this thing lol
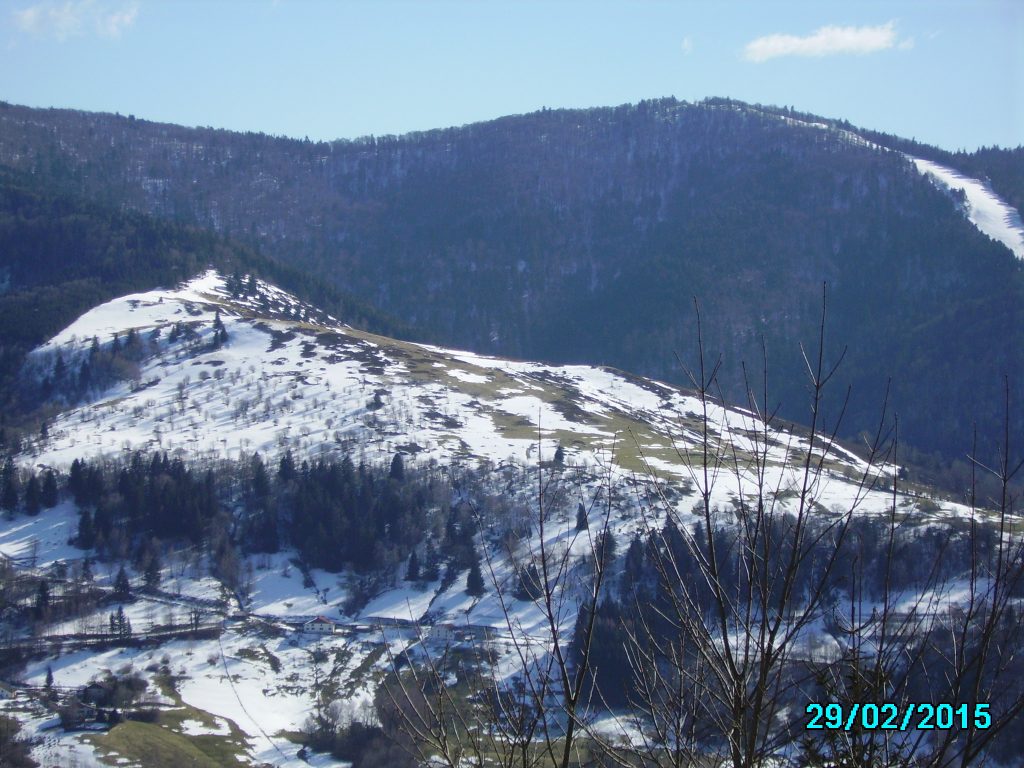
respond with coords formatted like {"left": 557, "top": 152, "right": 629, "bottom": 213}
{"left": 0, "top": 270, "right": 985, "bottom": 766}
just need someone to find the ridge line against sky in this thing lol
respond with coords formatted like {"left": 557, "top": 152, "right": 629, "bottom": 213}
{"left": 1, "top": 0, "right": 1021, "bottom": 151}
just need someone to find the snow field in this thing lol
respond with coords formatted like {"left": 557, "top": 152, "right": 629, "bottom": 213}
{"left": 0, "top": 269, "right": 985, "bottom": 765}
{"left": 23, "top": 270, "right": 925, "bottom": 532}
{"left": 19, "top": 622, "right": 393, "bottom": 766}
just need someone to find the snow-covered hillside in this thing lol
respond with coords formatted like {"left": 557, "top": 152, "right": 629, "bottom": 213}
{"left": 0, "top": 272, "right": 977, "bottom": 766}
{"left": 22, "top": 270, "right": 922, "bottom": 519}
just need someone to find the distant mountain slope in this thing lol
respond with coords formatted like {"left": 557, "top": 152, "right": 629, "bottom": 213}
{"left": 741, "top": 105, "right": 1024, "bottom": 258}
{"left": 0, "top": 98, "right": 1020, "bottom": 461}
{"left": 907, "top": 156, "right": 1024, "bottom": 258}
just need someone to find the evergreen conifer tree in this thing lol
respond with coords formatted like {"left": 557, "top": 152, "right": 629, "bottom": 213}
{"left": 24, "top": 474, "right": 41, "bottom": 516}
{"left": 406, "top": 549, "right": 420, "bottom": 581}
{"left": 621, "top": 534, "right": 646, "bottom": 596}
{"left": 114, "top": 566, "right": 131, "bottom": 598}
{"left": 251, "top": 454, "right": 270, "bottom": 500}
{"left": 77, "top": 509, "right": 95, "bottom": 549}
{"left": 516, "top": 562, "right": 543, "bottom": 601}
{"left": 575, "top": 502, "right": 588, "bottom": 531}
{"left": 389, "top": 452, "right": 405, "bottom": 481}
{"left": 1, "top": 483, "right": 17, "bottom": 516}
{"left": 278, "top": 450, "right": 297, "bottom": 482}
{"left": 212, "top": 310, "right": 228, "bottom": 347}
{"left": 41, "top": 470, "right": 59, "bottom": 508}
{"left": 78, "top": 358, "right": 92, "bottom": 392}
{"left": 466, "top": 550, "right": 485, "bottom": 597}
{"left": 68, "top": 459, "right": 84, "bottom": 502}
{"left": 423, "top": 541, "right": 441, "bottom": 581}
{"left": 1, "top": 459, "right": 19, "bottom": 514}
{"left": 111, "top": 607, "right": 132, "bottom": 638}
{"left": 554, "top": 445, "right": 565, "bottom": 467}
{"left": 595, "top": 531, "right": 616, "bottom": 570}
{"left": 144, "top": 555, "right": 161, "bottom": 591}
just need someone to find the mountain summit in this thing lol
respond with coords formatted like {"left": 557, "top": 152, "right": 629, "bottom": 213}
{"left": 26, "top": 269, "right": 899, "bottom": 514}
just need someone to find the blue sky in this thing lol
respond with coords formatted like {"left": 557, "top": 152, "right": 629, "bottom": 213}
{"left": 1, "top": 0, "right": 1021, "bottom": 151}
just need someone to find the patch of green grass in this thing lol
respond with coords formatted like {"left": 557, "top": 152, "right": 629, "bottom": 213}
{"left": 89, "top": 671, "right": 252, "bottom": 767}
{"left": 151, "top": 673, "right": 178, "bottom": 700}
{"left": 340, "top": 327, "right": 713, "bottom": 479}
{"left": 87, "top": 719, "right": 246, "bottom": 768}
{"left": 317, "top": 317, "right": 870, "bottom": 485}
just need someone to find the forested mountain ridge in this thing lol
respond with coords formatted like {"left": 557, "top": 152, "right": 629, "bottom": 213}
{"left": 0, "top": 97, "right": 1020, "bottom": 463}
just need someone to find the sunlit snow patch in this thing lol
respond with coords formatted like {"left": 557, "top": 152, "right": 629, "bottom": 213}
{"left": 755, "top": 108, "right": 1024, "bottom": 261}
{"left": 910, "top": 157, "right": 1024, "bottom": 259}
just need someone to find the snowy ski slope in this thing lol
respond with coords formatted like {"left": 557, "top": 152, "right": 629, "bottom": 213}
{"left": 762, "top": 107, "right": 1024, "bottom": 260}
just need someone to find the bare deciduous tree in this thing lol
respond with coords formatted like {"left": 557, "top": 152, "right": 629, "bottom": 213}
{"left": 381, "top": 296, "right": 1023, "bottom": 767}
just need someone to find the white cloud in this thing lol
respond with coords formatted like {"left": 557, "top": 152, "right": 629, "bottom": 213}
{"left": 97, "top": 3, "right": 137, "bottom": 37}
{"left": 12, "top": 1, "right": 138, "bottom": 41}
{"left": 680, "top": 36, "right": 693, "bottom": 55}
{"left": 13, "top": 3, "right": 82, "bottom": 40}
{"left": 743, "top": 21, "right": 908, "bottom": 62}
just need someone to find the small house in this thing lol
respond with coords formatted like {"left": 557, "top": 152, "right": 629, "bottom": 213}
{"left": 302, "top": 616, "right": 339, "bottom": 635}
{"left": 428, "top": 623, "right": 457, "bottom": 644}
